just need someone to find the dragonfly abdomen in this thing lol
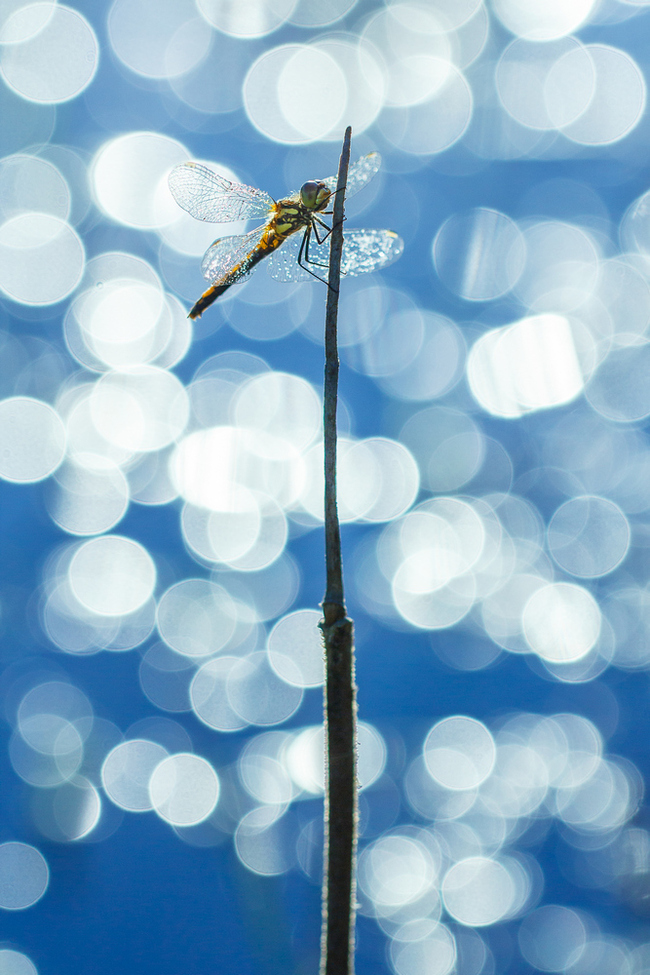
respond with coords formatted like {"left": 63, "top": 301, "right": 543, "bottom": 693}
{"left": 189, "top": 280, "right": 235, "bottom": 319}
{"left": 189, "top": 223, "right": 294, "bottom": 319}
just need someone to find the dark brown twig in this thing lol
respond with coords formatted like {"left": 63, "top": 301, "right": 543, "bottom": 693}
{"left": 319, "top": 126, "right": 357, "bottom": 975}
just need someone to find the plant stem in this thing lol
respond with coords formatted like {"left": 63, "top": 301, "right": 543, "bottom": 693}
{"left": 320, "top": 125, "right": 357, "bottom": 975}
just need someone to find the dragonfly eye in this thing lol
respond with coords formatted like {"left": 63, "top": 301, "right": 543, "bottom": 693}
{"left": 300, "top": 180, "right": 330, "bottom": 210}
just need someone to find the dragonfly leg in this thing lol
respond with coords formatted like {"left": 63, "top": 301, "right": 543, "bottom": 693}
{"left": 302, "top": 222, "right": 331, "bottom": 273}
{"left": 297, "top": 225, "right": 339, "bottom": 294}
{"left": 298, "top": 226, "right": 327, "bottom": 280}
{"left": 312, "top": 216, "right": 333, "bottom": 245}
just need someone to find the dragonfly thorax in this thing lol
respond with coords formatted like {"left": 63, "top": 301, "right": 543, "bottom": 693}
{"left": 299, "top": 180, "right": 331, "bottom": 211}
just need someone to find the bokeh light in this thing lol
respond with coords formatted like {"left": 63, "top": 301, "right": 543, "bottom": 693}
{"left": 108, "top": 0, "right": 211, "bottom": 80}
{"left": 0, "top": 949, "right": 38, "bottom": 975}
{"left": 467, "top": 314, "right": 586, "bottom": 418}
{"left": 101, "top": 739, "right": 169, "bottom": 812}
{"left": 518, "top": 904, "right": 587, "bottom": 971}
{"left": 547, "top": 495, "right": 630, "bottom": 577}
{"left": 149, "top": 753, "right": 220, "bottom": 825}
{"left": 0, "top": 213, "right": 85, "bottom": 306}
{"left": 69, "top": 535, "right": 156, "bottom": 617}
{"left": 557, "top": 45, "right": 646, "bottom": 146}
{"left": 0, "top": 5, "right": 98, "bottom": 103}
{"left": 266, "top": 609, "right": 324, "bottom": 688}
{"left": 0, "top": 843, "right": 48, "bottom": 910}
{"left": 522, "top": 582, "right": 601, "bottom": 663}
{"left": 92, "top": 133, "right": 187, "bottom": 229}
{"left": 433, "top": 208, "right": 525, "bottom": 301}
{"left": 0, "top": 396, "right": 65, "bottom": 481}
{"left": 491, "top": 0, "right": 597, "bottom": 41}
{"left": 423, "top": 716, "right": 496, "bottom": 791}
{"left": 196, "top": 0, "right": 296, "bottom": 38}
{"left": 441, "top": 856, "right": 518, "bottom": 926}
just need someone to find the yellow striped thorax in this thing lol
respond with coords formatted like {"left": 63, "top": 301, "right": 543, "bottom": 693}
{"left": 272, "top": 180, "right": 331, "bottom": 237}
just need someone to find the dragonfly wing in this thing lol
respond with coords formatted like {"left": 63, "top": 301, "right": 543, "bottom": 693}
{"left": 267, "top": 228, "right": 404, "bottom": 283}
{"left": 266, "top": 229, "right": 319, "bottom": 283}
{"left": 340, "top": 228, "right": 404, "bottom": 275}
{"left": 321, "top": 152, "right": 382, "bottom": 200}
{"left": 201, "top": 225, "right": 267, "bottom": 284}
{"left": 168, "top": 162, "right": 275, "bottom": 223}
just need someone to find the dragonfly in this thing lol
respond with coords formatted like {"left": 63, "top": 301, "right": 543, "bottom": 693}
{"left": 168, "top": 152, "right": 404, "bottom": 319}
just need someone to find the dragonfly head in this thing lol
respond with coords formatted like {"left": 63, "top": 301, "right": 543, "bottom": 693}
{"left": 300, "top": 180, "right": 331, "bottom": 212}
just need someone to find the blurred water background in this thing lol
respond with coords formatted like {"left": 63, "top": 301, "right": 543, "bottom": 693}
{"left": 2, "top": 1, "right": 650, "bottom": 973}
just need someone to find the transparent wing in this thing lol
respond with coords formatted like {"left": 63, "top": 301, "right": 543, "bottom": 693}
{"left": 168, "top": 162, "right": 275, "bottom": 223}
{"left": 320, "top": 152, "right": 382, "bottom": 200}
{"left": 201, "top": 225, "right": 268, "bottom": 284}
{"left": 267, "top": 228, "right": 404, "bottom": 283}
